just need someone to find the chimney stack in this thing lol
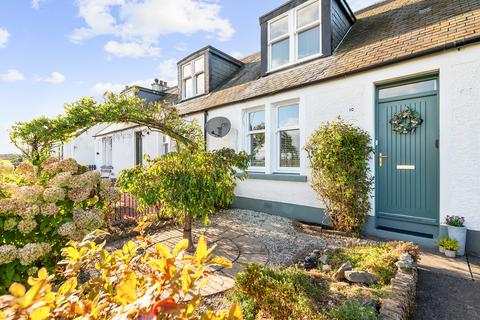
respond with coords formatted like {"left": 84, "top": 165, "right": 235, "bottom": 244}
{"left": 152, "top": 79, "right": 168, "bottom": 92}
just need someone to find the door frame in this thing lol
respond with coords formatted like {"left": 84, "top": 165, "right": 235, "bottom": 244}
{"left": 374, "top": 74, "right": 440, "bottom": 233}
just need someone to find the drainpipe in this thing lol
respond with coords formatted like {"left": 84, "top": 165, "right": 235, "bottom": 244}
{"left": 203, "top": 110, "right": 208, "bottom": 151}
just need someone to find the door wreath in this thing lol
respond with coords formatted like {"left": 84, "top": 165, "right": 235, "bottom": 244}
{"left": 389, "top": 107, "right": 423, "bottom": 134}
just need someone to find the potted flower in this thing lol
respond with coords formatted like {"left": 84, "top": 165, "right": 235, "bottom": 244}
{"left": 437, "top": 237, "right": 448, "bottom": 253}
{"left": 445, "top": 215, "right": 467, "bottom": 256}
{"left": 443, "top": 238, "right": 459, "bottom": 258}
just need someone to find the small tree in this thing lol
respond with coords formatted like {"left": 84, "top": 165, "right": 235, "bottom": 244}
{"left": 118, "top": 148, "right": 250, "bottom": 250}
{"left": 305, "top": 118, "right": 374, "bottom": 234}
{"left": 10, "top": 117, "right": 64, "bottom": 165}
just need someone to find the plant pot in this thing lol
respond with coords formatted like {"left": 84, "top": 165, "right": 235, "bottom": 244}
{"left": 445, "top": 250, "right": 456, "bottom": 258}
{"left": 447, "top": 225, "right": 467, "bottom": 256}
{"left": 438, "top": 246, "right": 445, "bottom": 253}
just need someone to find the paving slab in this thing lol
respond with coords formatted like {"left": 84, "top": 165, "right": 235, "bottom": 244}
{"left": 416, "top": 249, "right": 480, "bottom": 320}
{"left": 149, "top": 224, "right": 268, "bottom": 297}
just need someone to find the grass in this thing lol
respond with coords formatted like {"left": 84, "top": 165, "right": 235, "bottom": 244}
{"left": 329, "top": 301, "right": 378, "bottom": 320}
{"left": 327, "top": 242, "right": 419, "bottom": 286}
{"left": 229, "top": 242, "right": 419, "bottom": 319}
{"left": 231, "top": 264, "right": 330, "bottom": 320}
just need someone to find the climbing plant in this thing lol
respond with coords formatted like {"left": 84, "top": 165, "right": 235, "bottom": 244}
{"left": 305, "top": 117, "right": 374, "bottom": 234}
{"left": 10, "top": 92, "right": 203, "bottom": 164}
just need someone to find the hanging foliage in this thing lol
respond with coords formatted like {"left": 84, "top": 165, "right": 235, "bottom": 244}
{"left": 10, "top": 92, "right": 203, "bottom": 164}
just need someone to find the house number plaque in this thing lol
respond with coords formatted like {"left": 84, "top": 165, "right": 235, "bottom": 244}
{"left": 396, "top": 165, "right": 415, "bottom": 170}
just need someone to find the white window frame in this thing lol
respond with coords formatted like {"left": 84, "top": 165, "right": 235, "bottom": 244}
{"left": 274, "top": 103, "right": 301, "bottom": 173}
{"left": 245, "top": 106, "right": 266, "bottom": 172}
{"left": 267, "top": 0, "right": 322, "bottom": 72}
{"left": 182, "top": 55, "right": 206, "bottom": 99}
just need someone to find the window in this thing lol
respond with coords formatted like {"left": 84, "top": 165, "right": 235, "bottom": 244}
{"left": 182, "top": 56, "right": 205, "bottom": 99}
{"left": 277, "top": 104, "right": 300, "bottom": 169}
{"left": 162, "top": 135, "right": 169, "bottom": 155}
{"left": 378, "top": 79, "right": 437, "bottom": 99}
{"left": 268, "top": 0, "right": 321, "bottom": 71}
{"left": 246, "top": 109, "right": 266, "bottom": 168}
{"left": 102, "top": 137, "right": 112, "bottom": 167}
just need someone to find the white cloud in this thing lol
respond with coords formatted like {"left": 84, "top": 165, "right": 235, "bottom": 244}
{"left": 31, "top": 0, "right": 46, "bottom": 9}
{"left": 104, "top": 40, "right": 161, "bottom": 58}
{"left": 0, "top": 69, "right": 25, "bottom": 82}
{"left": 34, "top": 72, "right": 66, "bottom": 84}
{"left": 71, "top": 0, "right": 234, "bottom": 57}
{"left": 157, "top": 58, "right": 178, "bottom": 85}
{"left": 92, "top": 79, "right": 152, "bottom": 95}
{"left": 0, "top": 28, "right": 10, "bottom": 48}
{"left": 175, "top": 43, "right": 188, "bottom": 52}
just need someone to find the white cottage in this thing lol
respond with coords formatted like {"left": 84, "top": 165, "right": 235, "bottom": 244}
{"left": 81, "top": 0, "right": 480, "bottom": 254}
{"left": 92, "top": 82, "right": 175, "bottom": 178}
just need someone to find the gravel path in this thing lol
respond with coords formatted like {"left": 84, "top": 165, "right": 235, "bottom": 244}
{"left": 206, "top": 209, "right": 377, "bottom": 267}
{"left": 106, "top": 208, "right": 378, "bottom": 267}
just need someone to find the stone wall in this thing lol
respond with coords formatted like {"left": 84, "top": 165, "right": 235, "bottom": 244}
{"left": 379, "top": 267, "right": 418, "bottom": 320}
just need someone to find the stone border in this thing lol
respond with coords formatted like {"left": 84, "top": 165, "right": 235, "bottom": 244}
{"left": 379, "top": 266, "right": 418, "bottom": 320}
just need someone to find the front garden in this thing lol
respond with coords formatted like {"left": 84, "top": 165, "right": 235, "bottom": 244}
{"left": 0, "top": 93, "right": 421, "bottom": 319}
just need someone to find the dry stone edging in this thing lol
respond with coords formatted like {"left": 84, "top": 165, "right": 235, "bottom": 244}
{"left": 379, "top": 265, "right": 418, "bottom": 320}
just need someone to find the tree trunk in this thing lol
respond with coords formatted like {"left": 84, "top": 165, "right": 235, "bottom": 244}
{"left": 183, "top": 214, "right": 194, "bottom": 252}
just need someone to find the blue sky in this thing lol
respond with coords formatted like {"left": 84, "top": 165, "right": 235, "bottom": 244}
{"left": 0, "top": 0, "right": 380, "bottom": 153}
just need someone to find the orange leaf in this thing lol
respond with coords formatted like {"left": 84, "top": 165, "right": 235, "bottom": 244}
{"left": 153, "top": 297, "right": 184, "bottom": 315}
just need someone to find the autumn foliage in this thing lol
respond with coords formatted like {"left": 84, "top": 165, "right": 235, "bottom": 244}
{"left": 0, "top": 232, "right": 242, "bottom": 320}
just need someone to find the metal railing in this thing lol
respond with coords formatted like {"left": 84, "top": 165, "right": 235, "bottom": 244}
{"left": 111, "top": 192, "right": 160, "bottom": 225}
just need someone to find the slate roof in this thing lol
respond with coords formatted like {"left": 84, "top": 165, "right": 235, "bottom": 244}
{"left": 175, "top": 0, "right": 480, "bottom": 115}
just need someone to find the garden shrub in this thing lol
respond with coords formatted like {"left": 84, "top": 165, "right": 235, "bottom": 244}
{"left": 0, "top": 234, "right": 242, "bottom": 320}
{"left": 0, "top": 158, "right": 118, "bottom": 292}
{"left": 305, "top": 118, "right": 374, "bottom": 233}
{"left": 327, "top": 242, "right": 419, "bottom": 285}
{"left": 329, "top": 301, "right": 378, "bottom": 320}
{"left": 118, "top": 148, "right": 250, "bottom": 249}
{"left": 232, "top": 264, "right": 328, "bottom": 320}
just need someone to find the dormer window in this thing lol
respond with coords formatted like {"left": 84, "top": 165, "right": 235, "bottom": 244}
{"left": 182, "top": 56, "right": 205, "bottom": 99}
{"left": 267, "top": 0, "right": 321, "bottom": 71}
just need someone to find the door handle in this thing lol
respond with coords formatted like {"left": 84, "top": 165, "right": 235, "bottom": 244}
{"left": 379, "top": 153, "right": 388, "bottom": 168}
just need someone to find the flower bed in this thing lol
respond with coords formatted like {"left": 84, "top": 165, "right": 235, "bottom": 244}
{"left": 230, "top": 241, "right": 419, "bottom": 320}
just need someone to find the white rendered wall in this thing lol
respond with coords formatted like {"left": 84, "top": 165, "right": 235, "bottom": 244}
{"left": 188, "top": 44, "right": 480, "bottom": 231}
{"left": 62, "top": 125, "right": 107, "bottom": 166}
{"left": 94, "top": 127, "right": 166, "bottom": 178}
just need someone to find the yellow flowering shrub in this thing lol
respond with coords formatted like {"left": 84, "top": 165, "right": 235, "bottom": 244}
{"left": 0, "top": 232, "right": 242, "bottom": 320}
{"left": 0, "top": 158, "right": 119, "bottom": 292}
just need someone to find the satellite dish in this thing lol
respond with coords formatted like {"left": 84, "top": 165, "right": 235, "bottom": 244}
{"left": 206, "top": 117, "right": 231, "bottom": 138}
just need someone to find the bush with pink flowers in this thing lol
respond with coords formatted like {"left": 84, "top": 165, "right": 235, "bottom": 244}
{"left": 0, "top": 158, "right": 119, "bottom": 292}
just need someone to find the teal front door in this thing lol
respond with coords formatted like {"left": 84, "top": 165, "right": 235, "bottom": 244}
{"left": 376, "top": 78, "right": 439, "bottom": 236}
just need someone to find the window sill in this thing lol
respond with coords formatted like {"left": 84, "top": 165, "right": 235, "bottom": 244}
{"left": 237, "top": 172, "right": 307, "bottom": 182}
